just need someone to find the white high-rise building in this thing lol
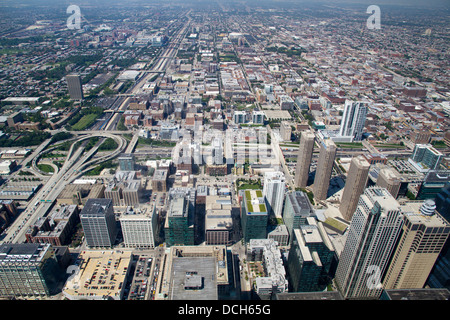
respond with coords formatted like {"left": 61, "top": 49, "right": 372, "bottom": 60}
{"left": 339, "top": 100, "right": 368, "bottom": 141}
{"left": 335, "top": 187, "right": 404, "bottom": 299}
{"left": 263, "top": 171, "right": 286, "bottom": 218}
{"left": 119, "top": 206, "right": 158, "bottom": 249}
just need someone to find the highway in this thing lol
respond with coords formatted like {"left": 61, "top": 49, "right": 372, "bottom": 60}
{"left": 0, "top": 132, "right": 127, "bottom": 244}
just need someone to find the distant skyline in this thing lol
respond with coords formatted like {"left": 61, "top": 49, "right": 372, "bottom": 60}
{"left": 3, "top": 0, "right": 450, "bottom": 7}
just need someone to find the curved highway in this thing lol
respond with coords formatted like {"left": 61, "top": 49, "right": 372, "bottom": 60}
{"left": 0, "top": 132, "right": 127, "bottom": 244}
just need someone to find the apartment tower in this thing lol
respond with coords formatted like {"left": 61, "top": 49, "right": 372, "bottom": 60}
{"left": 294, "top": 131, "right": 315, "bottom": 189}
{"left": 339, "top": 155, "right": 370, "bottom": 221}
{"left": 313, "top": 139, "right": 337, "bottom": 201}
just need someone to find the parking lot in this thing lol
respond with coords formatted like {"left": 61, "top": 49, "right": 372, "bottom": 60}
{"left": 128, "top": 255, "right": 153, "bottom": 300}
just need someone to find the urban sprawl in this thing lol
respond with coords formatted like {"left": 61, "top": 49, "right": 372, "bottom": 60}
{"left": 0, "top": 1, "right": 449, "bottom": 302}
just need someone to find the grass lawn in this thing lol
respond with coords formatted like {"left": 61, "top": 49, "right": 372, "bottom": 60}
{"left": 37, "top": 164, "right": 54, "bottom": 173}
{"left": 71, "top": 113, "right": 99, "bottom": 131}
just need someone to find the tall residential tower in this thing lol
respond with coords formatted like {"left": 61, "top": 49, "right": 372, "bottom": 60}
{"left": 294, "top": 131, "right": 315, "bottom": 189}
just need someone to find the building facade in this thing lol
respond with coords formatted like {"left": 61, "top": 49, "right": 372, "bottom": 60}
{"left": 263, "top": 171, "right": 286, "bottom": 218}
{"left": 338, "top": 100, "right": 368, "bottom": 141}
{"left": 241, "top": 190, "right": 268, "bottom": 243}
{"left": 383, "top": 200, "right": 450, "bottom": 290}
{"left": 335, "top": 187, "right": 404, "bottom": 299}
{"left": 313, "top": 139, "right": 337, "bottom": 201}
{"left": 80, "top": 198, "right": 117, "bottom": 248}
{"left": 339, "top": 155, "right": 370, "bottom": 221}
{"left": 0, "top": 243, "right": 64, "bottom": 298}
{"left": 294, "top": 131, "right": 315, "bottom": 189}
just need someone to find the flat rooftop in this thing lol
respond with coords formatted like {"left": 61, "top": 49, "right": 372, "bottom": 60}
{"left": 63, "top": 250, "right": 133, "bottom": 300}
{"left": 169, "top": 257, "right": 218, "bottom": 300}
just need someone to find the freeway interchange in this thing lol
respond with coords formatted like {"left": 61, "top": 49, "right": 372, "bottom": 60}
{"left": 0, "top": 132, "right": 127, "bottom": 245}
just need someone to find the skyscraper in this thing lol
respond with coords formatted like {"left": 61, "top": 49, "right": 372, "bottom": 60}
{"left": 0, "top": 243, "right": 64, "bottom": 298}
{"left": 65, "top": 74, "right": 84, "bottom": 101}
{"left": 165, "top": 196, "right": 195, "bottom": 246}
{"left": 339, "top": 155, "right": 370, "bottom": 221}
{"left": 263, "top": 171, "right": 286, "bottom": 218}
{"left": 286, "top": 217, "right": 335, "bottom": 292}
{"left": 375, "top": 166, "right": 401, "bottom": 199}
{"left": 335, "top": 187, "right": 404, "bottom": 299}
{"left": 120, "top": 206, "right": 158, "bottom": 249}
{"left": 313, "top": 139, "right": 337, "bottom": 201}
{"left": 294, "top": 131, "right": 315, "bottom": 188}
{"left": 383, "top": 200, "right": 450, "bottom": 290}
{"left": 80, "top": 198, "right": 117, "bottom": 248}
{"left": 339, "top": 100, "right": 368, "bottom": 141}
{"left": 241, "top": 189, "right": 268, "bottom": 243}
{"left": 282, "top": 190, "right": 314, "bottom": 243}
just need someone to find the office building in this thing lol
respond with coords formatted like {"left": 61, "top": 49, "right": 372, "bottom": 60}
{"left": 158, "top": 245, "right": 229, "bottom": 300}
{"left": 80, "top": 198, "right": 117, "bottom": 248}
{"left": 0, "top": 243, "right": 64, "bottom": 298}
{"left": 65, "top": 74, "right": 84, "bottom": 100}
{"left": 335, "top": 187, "right": 403, "bottom": 299}
{"left": 376, "top": 166, "right": 401, "bottom": 199}
{"left": 165, "top": 195, "right": 195, "bottom": 247}
{"left": 426, "top": 184, "right": 450, "bottom": 290}
{"left": 282, "top": 191, "right": 314, "bottom": 242}
{"left": 286, "top": 217, "right": 335, "bottom": 292}
{"left": 338, "top": 100, "right": 368, "bottom": 141}
{"left": 416, "top": 170, "right": 449, "bottom": 200}
{"left": 263, "top": 171, "right": 286, "bottom": 218}
{"left": 119, "top": 206, "right": 158, "bottom": 249}
{"left": 339, "top": 156, "right": 370, "bottom": 221}
{"left": 383, "top": 200, "right": 450, "bottom": 290}
{"left": 294, "top": 131, "right": 315, "bottom": 188}
{"left": 118, "top": 153, "right": 135, "bottom": 171}
{"left": 205, "top": 195, "right": 233, "bottom": 246}
{"left": 313, "top": 139, "right": 337, "bottom": 201}
{"left": 241, "top": 189, "right": 268, "bottom": 243}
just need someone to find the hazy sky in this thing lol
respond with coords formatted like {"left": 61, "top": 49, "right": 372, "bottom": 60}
{"left": 4, "top": 0, "right": 450, "bottom": 8}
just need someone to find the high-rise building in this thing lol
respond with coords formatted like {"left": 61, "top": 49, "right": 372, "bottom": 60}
{"left": 409, "top": 144, "right": 443, "bottom": 172}
{"left": 294, "top": 131, "right": 315, "bottom": 188}
{"left": 338, "top": 100, "right": 368, "bottom": 141}
{"left": 383, "top": 200, "right": 450, "bottom": 290}
{"left": 339, "top": 155, "right": 370, "bottom": 221}
{"left": 376, "top": 166, "right": 401, "bottom": 199}
{"left": 282, "top": 191, "right": 314, "bottom": 243}
{"left": 165, "top": 196, "right": 195, "bottom": 246}
{"left": 241, "top": 189, "right": 268, "bottom": 243}
{"left": 280, "top": 121, "right": 292, "bottom": 141}
{"left": 119, "top": 206, "right": 158, "bottom": 249}
{"left": 80, "top": 198, "right": 117, "bottom": 248}
{"left": 0, "top": 243, "right": 64, "bottom": 298}
{"left": 286, "top": 217, "right": 335, "bottom": 292}
{"left": 65, "top": 74, "right": 84, "bottom": 101}
{"left": 118, "top": 153, "right": 135, "bottom": 171}
{"left": 263, "top": 171, "right": 286, "bottom": 218}
{"left": 313, "top": 139, "right": 337, "bottom": 201}
{"left": 335, "top": 187, "right": 404, "bottom": 299}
